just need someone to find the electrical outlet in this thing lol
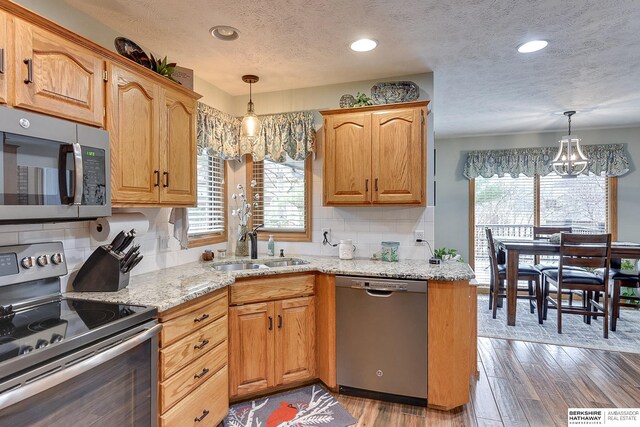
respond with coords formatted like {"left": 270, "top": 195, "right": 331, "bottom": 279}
{"left": 414, "top": 230, "right": 425, "bottom": 246}
{"left": 158, "top": 235, "right": 171, "bottom": 252}
{"left": 322, "top": 228, "right": 331, "bottom": 245}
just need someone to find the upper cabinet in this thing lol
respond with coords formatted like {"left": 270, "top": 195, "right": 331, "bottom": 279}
{"left": 321, "top": 101, "right": 428, "bottom": 206}
{"left": 13, "top": 19, "right": 105, "bottom": 127}
{"left": 0, "top": 11, "right": 7, "bottom": 105}
{"left": 108, "top": 63, "right": 197, "bottom": 207}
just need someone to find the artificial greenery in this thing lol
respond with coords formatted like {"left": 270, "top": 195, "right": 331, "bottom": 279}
{"left": 433, "top": 247, "right": 464, "bottom": 262}
{"left": 620, "top": 259, "right": 639, "bottom": 305}
{"left": 150, "top": 54, "right": 178, "bottom": 83}
{"left": 352, "top": 92, "right": 373, "bottom": 107}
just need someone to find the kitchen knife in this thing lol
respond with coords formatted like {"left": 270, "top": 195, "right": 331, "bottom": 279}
{"left": 116, "top": 229, "right": 138, "bottom": 253}
{"left": 124, "top": 255, "right": 143, "bottom": 273}
{"left": 120, "top": 245, "right": 140, "bottom": 266}
{"left": 121, "top": 249, "right": 140, "bottom": 272}
{"left": 109, "top": 231, "right": 126, "bottom": 252}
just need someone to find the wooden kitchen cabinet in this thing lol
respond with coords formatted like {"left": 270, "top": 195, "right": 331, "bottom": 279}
{"left": 13, "top": 18, "right": 105, "bottom": 126}
{"left": 158, "top": 288, "right": 229, "bottom": 426}
{"left": 321, "top": 101, "right": 428, "bottom": 206}
{"left": 229, "top": 274, "right": 316, "bottom": 399}
{"left": 0, "top": 11, "right": 7, "bottom": 105}
{"left": 108, "top": 62, "right": 197, "bottom": 207}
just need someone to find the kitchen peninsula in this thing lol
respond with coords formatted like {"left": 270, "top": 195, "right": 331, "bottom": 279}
{"left": 66, "top": 256, "right": 477, "bottom": 425}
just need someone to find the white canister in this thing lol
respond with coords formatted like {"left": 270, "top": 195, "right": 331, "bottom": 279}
{"left": 338, "top": 239, "right": 356, "bottom": 260}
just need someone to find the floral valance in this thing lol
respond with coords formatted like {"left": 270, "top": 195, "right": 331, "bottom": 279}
{"left": 197, "top": 103, "right": 316, "bottom": 163}
{"left": 463, "top": 144, "right": 630, "bottom": 179}
{"left": 197, "top": 102, "right": 240, "bottom": 159}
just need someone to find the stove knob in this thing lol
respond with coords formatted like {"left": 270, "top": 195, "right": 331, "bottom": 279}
{"left": 50, "top": 334, "right": 63, "bottom": 344}
{"left": 36, "top": 255, "right": 49, "bottom": 267}
{"left": 21, "top": 257, "right": 35, "bottom": 269}
{"left": 20, "top": 345, "right": 34, "bottom": 354}
{"left": 36, "top": 339, "right": 49, "bottom": 349}
{"left": 51, "top": 253, "right": 64, "bottom": 265}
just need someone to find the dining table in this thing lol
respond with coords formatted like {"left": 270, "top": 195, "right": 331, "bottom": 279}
{"left": 494, "top": 237, "right": 640, "bottom": 326}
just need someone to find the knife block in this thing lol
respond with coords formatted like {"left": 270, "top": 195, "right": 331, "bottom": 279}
{"left": 72, "top": 246, "right": 130, "bottom": 292}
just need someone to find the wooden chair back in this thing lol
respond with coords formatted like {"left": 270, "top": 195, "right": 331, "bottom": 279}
{"left": 559, "top": 233, "right": 611, "bottom": 272}
{"left": 485, "top": 227, "right": 501, "bottom": 286}
{"left": 533, "top": 226, "right": 572, "bottom": 264}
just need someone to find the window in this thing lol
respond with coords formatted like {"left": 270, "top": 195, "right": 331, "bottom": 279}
{"left": 187, "top": 152, "right": 226, "bottom": 246}
{"left": 248, "top": 155, "right": 312, "bottom": 241}
{"left": 471, "top": 172, "right": 616, "bottom": 284}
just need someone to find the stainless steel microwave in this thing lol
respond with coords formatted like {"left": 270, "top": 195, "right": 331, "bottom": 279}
{"left": 0, "top": 108, "right": 111, "bottom": 223}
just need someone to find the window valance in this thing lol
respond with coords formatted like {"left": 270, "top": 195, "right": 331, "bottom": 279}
{"left": 463, "top": 144, "right": 630, "bottom": 179}
{"left": 197, "top": 103, "right": 316, "bottom": 163}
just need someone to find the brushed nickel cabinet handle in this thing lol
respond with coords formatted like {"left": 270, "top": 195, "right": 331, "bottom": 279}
{"left": 194, "top": 410, "right": 209, "bottom": 422}
{"left": 375, "top": 178, "right": 379, "bottom": 191}
{"left": 193, "top": 368, "right": 209, "bottom": 379}
{"left": 23, "top": 59, "right": 33, "bottom": 84}
{"left": 365, "top": 179, "right": 369, "bottom": 192}
{"left": 193, "top": 313, "right": 209, "bottom": 323}
{"left": 0, "top": 48, "right": 5, "bottom": 74}
{"left": 154, "top": 170, "right": 160, "bottom": 187}
{"left": 163, "top": 171, "right": 169, "bottom": 188}
{"left": 193, "top": 339, "right": 209, "bottom": 350}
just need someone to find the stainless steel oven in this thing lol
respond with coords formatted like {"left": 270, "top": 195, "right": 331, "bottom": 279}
{"left": 0, "top": 107, "right": 111, "bottom": 223}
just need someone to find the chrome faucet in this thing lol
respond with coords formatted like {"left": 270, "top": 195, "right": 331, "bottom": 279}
{"left": 240, "top": 224, "right": 264, "bottom": 259}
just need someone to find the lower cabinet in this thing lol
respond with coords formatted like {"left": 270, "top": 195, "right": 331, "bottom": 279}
{"left": 158, "top": 288, "right": 229, "bottom": 427}
{"left": 229, "top": 295, "right": 316, "bottom": 399}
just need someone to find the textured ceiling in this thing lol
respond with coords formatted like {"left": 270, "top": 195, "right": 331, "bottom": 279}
{"left": 64, "top": 0, "right": 640, "bottom": 138}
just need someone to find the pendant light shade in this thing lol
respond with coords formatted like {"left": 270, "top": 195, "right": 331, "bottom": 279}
{"left": 552, "top": 111, "right": 588, "bottom": 177}
{"left": 240, "top": 75, "right": 261, "bottom": 143}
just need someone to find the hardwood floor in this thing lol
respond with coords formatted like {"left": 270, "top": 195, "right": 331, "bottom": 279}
{"left": 335, "top": 337, "right": 640, "bottom": 426}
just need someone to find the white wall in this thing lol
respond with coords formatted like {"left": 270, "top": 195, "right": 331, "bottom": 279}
{"left": 435, "top": 126, "right": 640, "bottom": 263}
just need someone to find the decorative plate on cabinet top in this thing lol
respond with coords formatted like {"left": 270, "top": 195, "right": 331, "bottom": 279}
{"left": 370, "top": 81, "right": 419, "bottom": 104}
{"left": 114, "top": 37, "right": 152, "bottom": 69}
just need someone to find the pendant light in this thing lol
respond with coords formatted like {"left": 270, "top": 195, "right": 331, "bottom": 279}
{"left": 552, "top": 111, "right": 588, "bottom": 177}
{"left": 240, "top": 75, "right": 261, "bottom": 144}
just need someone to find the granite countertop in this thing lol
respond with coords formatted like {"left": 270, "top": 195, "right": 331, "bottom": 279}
{"left": 64, "top": 255, "right": 475, "bottom": 312}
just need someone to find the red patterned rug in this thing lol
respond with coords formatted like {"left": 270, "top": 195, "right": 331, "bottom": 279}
{"left": 223, "top": 384, "right": 356, "bottom": 427}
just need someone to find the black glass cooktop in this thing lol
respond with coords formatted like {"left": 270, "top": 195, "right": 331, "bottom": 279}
{"left": 0, "top": 298, "right": 156, "bottom": 375}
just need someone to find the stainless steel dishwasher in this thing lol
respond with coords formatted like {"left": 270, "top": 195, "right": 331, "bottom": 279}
{"left": 336, "top": 275, "right": 427, "bottom": 406}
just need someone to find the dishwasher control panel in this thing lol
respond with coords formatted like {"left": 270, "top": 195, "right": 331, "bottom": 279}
{"left": 355, "top": 280, "right": 407, "bottom": 291}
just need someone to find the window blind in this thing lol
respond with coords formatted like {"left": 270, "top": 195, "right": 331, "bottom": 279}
{"left": 474, "top": 175, "right": 535, "bottom": 284}
{"left": 539, "top": 172, "right": 607, "bottom": 234}
{"left": 188, "top": 153, "right": 225, "bottom": 236}
{"left": 252, "top": 157, "right": 307, "bottom": 232}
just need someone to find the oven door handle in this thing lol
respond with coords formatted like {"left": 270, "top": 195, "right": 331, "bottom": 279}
{"left": 0, "top": 324, "right": 162, "bottom": 411}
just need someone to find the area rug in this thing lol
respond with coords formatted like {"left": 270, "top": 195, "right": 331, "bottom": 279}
{"left": 477, "top": 294, "right": 640, "bottom": 353}
{"left": 223, "top": 384, "right": 356, "bottom": 427}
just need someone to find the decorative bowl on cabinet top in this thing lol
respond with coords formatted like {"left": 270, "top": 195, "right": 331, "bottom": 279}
{"left": 371, "top": 81, "right": 419, "bottom": 104}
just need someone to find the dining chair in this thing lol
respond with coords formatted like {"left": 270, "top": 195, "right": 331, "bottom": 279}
{"left": 606, "top": 267, "right": 639, "bottom": 331}
{"left": 485, "top": 227, "right": 541, "bottom": 319}
{"left": 540, "top": 233, "right": 611, "bottom": 338}
{"left": 532, "top": 226, "right": 584, "bottom": 318}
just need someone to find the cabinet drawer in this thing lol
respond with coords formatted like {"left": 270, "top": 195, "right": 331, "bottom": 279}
{"left": 160, "top": 292, "right": 227, "bottom": 347}
{"left": 160, "top": 315, "right": 227, "bottom": 380}
{"left": 160, "top": 340, "right": 227, "bottom": 413}
{"left": 230, "top": 274, "right": 315, "bottom": 305}
{"left": 160, "top": 365, "right": 228, "bottom": 427}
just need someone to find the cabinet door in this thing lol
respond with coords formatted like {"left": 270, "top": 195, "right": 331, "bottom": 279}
{"left": 371, "top": 107, "right": 425, "bottom": 205}
{"left": 229, "top": 302, "right": 275, "bottom": 398}
{"left": 0, "top": 11, "right": 7, "bottom": 104}
{"left": 323, "top": 113, "right": 371, "bottom": 205}
{"left": 13, "top": 19, "right": 105, "bottom": 126}
{"left": 107, "top": 63, "right": 160, "bottom": 205}
{"left": 274, "top": 297, "right": 316, "bottom": 386}
{"left": 159, "top": 88, "right": 197, "bottom": 205}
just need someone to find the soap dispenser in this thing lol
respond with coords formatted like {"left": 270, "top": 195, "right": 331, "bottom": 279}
{"left": 267, "top": 235, "right": 275, "bottom": 256}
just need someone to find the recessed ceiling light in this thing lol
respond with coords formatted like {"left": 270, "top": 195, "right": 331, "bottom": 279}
{"left": 210, "top": 25, "right": 240, "bottom": 41}
{"left": 350, "top": 38, "right": 377, "bottom": 52}
{"left": 517, "top": 40, "right": 548, "bottom": 53}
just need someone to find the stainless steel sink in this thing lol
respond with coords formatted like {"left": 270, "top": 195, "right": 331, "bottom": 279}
{"left": 213, "top": 262, "right": 268, "bottom": 271}
{"left": 262, "top": 259, "right": 310, "bottom": 268}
